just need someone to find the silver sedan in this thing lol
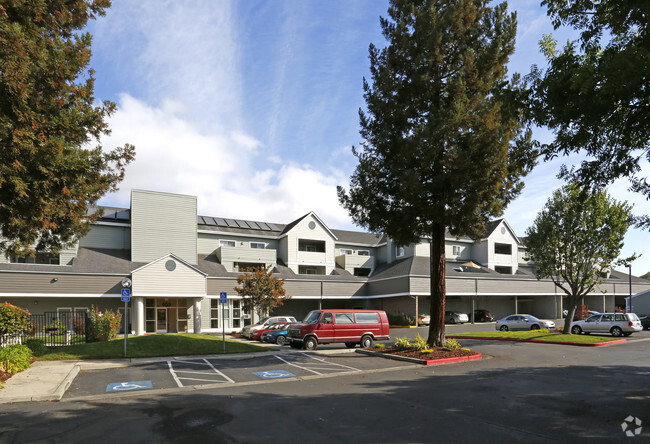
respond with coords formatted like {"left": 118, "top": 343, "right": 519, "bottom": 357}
{"left": 496, "top": 314, "right": 556, "bottom": 331}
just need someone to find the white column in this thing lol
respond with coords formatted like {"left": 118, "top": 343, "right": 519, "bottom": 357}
{"left": 134, "top": 297, "right": 145, "bottom": 336}
{"left": 193, "top": 298, "right": 202, "bottom": 334}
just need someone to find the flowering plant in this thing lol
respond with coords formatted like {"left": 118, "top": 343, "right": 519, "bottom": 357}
{"left": 87, "top": 305, "right": 122, "bottom": 342}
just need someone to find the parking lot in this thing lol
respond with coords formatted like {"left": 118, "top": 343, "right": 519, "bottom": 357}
{"left": 64, "top": 351, "right": 415, "bottom": 399}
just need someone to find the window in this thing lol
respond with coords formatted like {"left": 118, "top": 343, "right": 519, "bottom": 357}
{"left": 235, "top": 262, "right": 264, "bottom": 272}
{"left": 335, "top": 313, "right": 354, "bottom": 324}
{"left": 250, "top": 242, "right": 266, "bottom": 249}
{"left": 322, "top": 313, "right": 333, "bottom": 324}
{"left": 495, "top": 266, "right": 512, "bottom": 274}
{"left": 354, "top": 268, "right": 371, "bottom": 277}
{"left": 355, "top": 313, "right": 378, "bottom": 323}
{"left": 210, "top": 299, "right": 220, "bottom": 329}
{"left": 357, "top": 250, "right": 369, "bottom": 256}
{"left": 494, "top": 243, "right": 512, "bottom": 255}
{"left": 220, "top": 240, "right": 236, "bottom": 248}
{"left": 396, "top": 247, "right": 405, "bottom": 257}
{"left": 299, "top": 239, "right": 326, "bottom": 252}
{"left": 452, "top": 245, "right": 461, "bottom": 255}
{"left": 10, "top": 253, "right": 60, "bottom": 265}
{"left": 340, "top": 248, "right": 353, "bottom": 255}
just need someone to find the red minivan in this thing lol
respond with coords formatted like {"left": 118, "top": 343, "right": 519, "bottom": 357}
{"left": 287, "top": 309, "right": 390, "bottom": 350}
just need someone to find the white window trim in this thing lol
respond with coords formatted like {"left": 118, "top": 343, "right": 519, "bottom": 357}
{"left": 396, "top": 247, "right": 405, "bottom": 257}
{"left": 250, "top": 242, "right": 266, "bottom": 249}
{"left": 452, "top": 245, "right": 461, "bottom": 255}
{"left": 219, "top": 240, "right": 236, "bottom": 248}
{"left": 357, "top": 250, "right": 370, "bottom": 256}
{"left": 340, "top": 249, "right": 353, "bottom": 255}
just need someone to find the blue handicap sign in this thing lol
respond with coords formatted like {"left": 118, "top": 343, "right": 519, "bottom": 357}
{"left": 121, "top": 288, "right": 130, "bottom": 297}
{"left": 253, "top": 370, "right": 295, "bottom": 380}
{"left": 220, "top": 291, "right": 227, "bottom": 303}
{"left": 106, "top": 380, "right": 153, "bottom": 392}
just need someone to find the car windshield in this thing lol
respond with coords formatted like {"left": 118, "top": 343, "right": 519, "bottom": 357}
{"left": 303, "top": 311, "right": 322, "bottom": 324}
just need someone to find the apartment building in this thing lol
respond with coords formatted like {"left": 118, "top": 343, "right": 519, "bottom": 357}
{"left": 1, "top": 189, "right": 648, "bottom": 334}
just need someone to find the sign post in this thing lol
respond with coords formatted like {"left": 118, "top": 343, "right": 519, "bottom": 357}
{"left": 220, "top": 292, "right": 227, "bottom": 353}
{"left": 121, "top": 278, "right": 132, "bottom": 358}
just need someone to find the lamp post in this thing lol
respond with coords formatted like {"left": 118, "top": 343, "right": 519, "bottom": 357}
{"left": 625, "top": 264, "right": 632, "bottom": 313}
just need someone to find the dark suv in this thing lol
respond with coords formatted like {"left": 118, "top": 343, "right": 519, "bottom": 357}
{"left": 472, "top": 309, "right": 495, "bottom": 322}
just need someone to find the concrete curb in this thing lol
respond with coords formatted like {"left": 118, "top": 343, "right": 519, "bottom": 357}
{"left": 356, "top": 349, "right": 483, "bottom": 366}
{"left": 446, "top": 335, "right": 628, "bottom": 347}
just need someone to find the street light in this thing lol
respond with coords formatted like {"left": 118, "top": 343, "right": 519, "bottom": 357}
{"left": 625, "top": 264, "right": 632, "bottom": 313}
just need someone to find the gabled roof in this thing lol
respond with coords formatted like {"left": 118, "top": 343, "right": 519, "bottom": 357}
{"left": 131, "top": 253, "right": 207, "bottom": 276}
{"left": 483, "top": 219, "right": 521, "bottom": 244}
{"left": 280, "top": 212, "right": 338, "bottom": 240}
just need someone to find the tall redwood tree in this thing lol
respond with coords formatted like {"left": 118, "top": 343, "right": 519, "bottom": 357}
{"left": 338, "top": 0, "right": 536, "bottom": 346}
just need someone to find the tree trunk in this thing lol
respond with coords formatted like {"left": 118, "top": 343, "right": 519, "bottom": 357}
{"left": 427, "top": 224, "right": 446, "bottom": 347}
{"left": 562, "top": 295, "right": 578, "bottom": 334}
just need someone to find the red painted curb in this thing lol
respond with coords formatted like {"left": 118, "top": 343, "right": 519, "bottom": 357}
{"left": 356, "top": 349, "right": 482, "bottom": 365}
{"left": 446, "top": 335, "right": 627, "bottom": 347}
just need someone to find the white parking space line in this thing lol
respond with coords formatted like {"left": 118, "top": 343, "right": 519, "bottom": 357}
{"left": 167, "top": 359, "right": 234, "bottom": 387}
{"left": 273, "top": 353, "right": 361, "bottom": 376}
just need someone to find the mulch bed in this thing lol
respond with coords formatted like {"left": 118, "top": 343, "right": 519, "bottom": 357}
{"left": 373, "top": 346, "right": 479, "bottom": 361}
{"left": 0, "top": 369, "right": 11, "bottom": 384}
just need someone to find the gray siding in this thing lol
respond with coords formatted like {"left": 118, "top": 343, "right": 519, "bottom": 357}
{"left": 0, "top": 272, "right": 123, "bottom": 295}
{"left": 80, "top": 225, "right": 131, "bottom": 250}
{"left": 131, "top": 190, "right": 197, "bottom": 264}
{"left": 366, "top": 277, "right": 409, "bottom": 296}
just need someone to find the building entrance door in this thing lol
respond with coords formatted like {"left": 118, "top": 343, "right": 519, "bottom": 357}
{"left": 156, "top": 308, "right": 167, "bottom": 333}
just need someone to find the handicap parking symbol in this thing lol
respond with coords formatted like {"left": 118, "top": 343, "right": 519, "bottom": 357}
{"left": 253, "top": 370, "right": 295, "bottom": 380}
{"left": 106, "top": 380, "right": 153, "bottom": 392}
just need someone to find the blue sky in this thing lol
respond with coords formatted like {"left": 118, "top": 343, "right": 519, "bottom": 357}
{"left": 88, "top": 0, "right": 649, "bottom": 275}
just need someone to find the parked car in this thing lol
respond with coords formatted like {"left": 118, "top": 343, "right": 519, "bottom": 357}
{"left": 472, "top": 309, "right": 496, "bottom": 322}
{"left": 241, "top": 316, "right": 297, "bottom": 339}
{"left": 260, "top": 323, "right": 293, "bottom": 345}
{"left": 570, "top": 313, "right": 642, "bottom": 337}
{"left": 251, "top": 322, "right": 289, "bottom": 341}
{"left": 418, "top": 314, "right": 430, "bottom": 326}
{"left": 445, "top": 311, "right": 468, "bottom": 324}
{"left": 639, "top": 315, "right": 650, "bottom": 330}
{"left": 496, "top": 314, "right": 556, "bottom": 331}
{"left": 288, "top": 309, "right": 390, "bottom": 350}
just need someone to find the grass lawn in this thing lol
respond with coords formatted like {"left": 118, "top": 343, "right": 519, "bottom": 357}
{"left": 37, "top": 333, "right": 268, "bottom": 360}
{"left": 448, "top": 331, "right": 622, "bottom": 344}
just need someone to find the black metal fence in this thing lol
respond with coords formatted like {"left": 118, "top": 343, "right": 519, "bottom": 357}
{"left": 28, "top": 312, "right": 89, "bottom": 346}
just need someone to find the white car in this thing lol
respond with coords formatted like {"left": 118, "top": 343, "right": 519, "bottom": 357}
{"left": 496, "top": 314, "right": 555, "bottom": 331}
{"left": 241, "top": 315, "right": 297, "bottom": 338}
{"left": 570, "top": 313, "right": 642, "bottom": 337}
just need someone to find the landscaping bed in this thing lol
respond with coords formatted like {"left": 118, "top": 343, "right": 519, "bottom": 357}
{"left": 359, "top": 346, "right": 481, "bottom": 365}
{"left": 447, "top": 331, "right": 626, "bottom": 346}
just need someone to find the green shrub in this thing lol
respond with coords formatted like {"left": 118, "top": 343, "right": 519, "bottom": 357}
{"left": 412, "top": 334, "right": 429, "bottom": 351}
{"left": 87, "top": 305, "right": 122, "bottom": 342}
{"left": 0, "top": 344, "right": 32, "bottom": 375}
{"left": 536, "top": 329, "right": 550, "bottom": 334}
{"left": 394, "top": 336, "right": 411, "bottom": 350}
{"left": 387, "top": 312, "right": 415, "bottom": 326}
{"left": 25, "top": 338, "right": 47, "bottom": 356}
{"left": 374, "top": 343, "right": 385, "bottom": 349}
{"left": 0, "top": 303, "right": 31, "bottom": 336}
{"left": 442, "top": 338, "right": 462, "bottom": 351}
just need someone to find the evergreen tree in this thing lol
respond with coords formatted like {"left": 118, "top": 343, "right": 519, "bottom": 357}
{"left": 525, "top": 184, "right": 633, "bottom": 334}
{"left": 0, "top": 0, "right": 135, "bottom": 257}
{"left": 530, "top": 0, "right": 650, "bottom": 227}
{"left": 338, "top": 0, "right": 535, "bottom": 346}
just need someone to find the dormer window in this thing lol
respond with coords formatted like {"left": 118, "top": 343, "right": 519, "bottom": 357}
{"left": 494, "top": 243, "right": 512, "bottom": 255}
{"left": 452, "top": 245, "right": 461, "bottom": 255}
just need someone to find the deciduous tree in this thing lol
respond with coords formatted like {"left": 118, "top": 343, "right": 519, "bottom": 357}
{"left": 0, "top": 0, "right": 135, "bottom": 257}
{"left": 234, "top": 267, "right": 290, "bottom": 320}
{"left": 530, "top": 0, "right": 649, "bottom": 227}
{"left": 338, "top": 0, "right": 536, "bottom": 346}
{"left": 525, "top": 184, "right": 633, "bottom": 334}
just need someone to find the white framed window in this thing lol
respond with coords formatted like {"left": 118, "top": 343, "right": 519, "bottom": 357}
{"left": 452, "top": 245, "right": 461, "bottom": 255}
{"left": 219, "top": 240, "right": 236, "bottom": 248}
{"left": 250, "top": 242, "right": 266, "bottom": 249}
{"left": 396, "top": 247, "right": 405, "bottom": 257}
{"left": 340, "top": 248, "right": 353, "bottom": 255}
{"left": 357, "top": 250, "right": 370, "bottom": 256}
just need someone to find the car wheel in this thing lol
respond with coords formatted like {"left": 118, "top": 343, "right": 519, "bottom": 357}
{"left": 571, "top": 325, "right": 582, "bottom": 335}
{"left": 611, "top": 326, "right": 623, "bottom": 337}
{"left": 449, "top": 318, "right": 456, "bottom": 324}
{"left": 360, "top": 335, "right": 373, "bottom": 348}
{"left": 530, "top": 324, "right": 540, "bottom": 331}
{"left": 345, "top": 342, "right": 356, "bottom": 349}
{"left": 303, "top": 337, "right": 318, "bottom": 350}
{"left": 499, "top": 325, "right": 509, "bottom": 331}
{"left": 276, "top": 336, "right": 287, "bottom": 346}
